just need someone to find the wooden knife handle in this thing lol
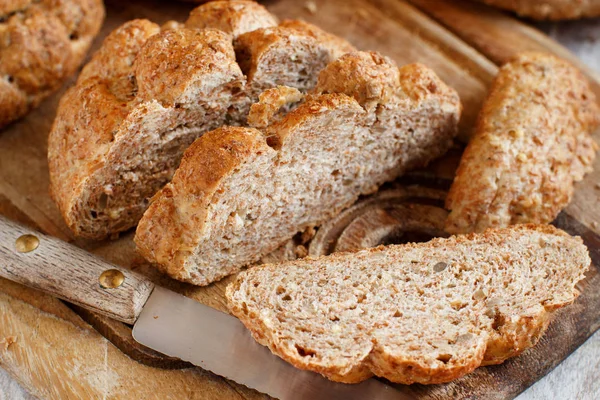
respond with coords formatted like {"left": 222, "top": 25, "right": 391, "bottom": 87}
{"left": 0, "top": 216, "right": 154, "bottom": 324}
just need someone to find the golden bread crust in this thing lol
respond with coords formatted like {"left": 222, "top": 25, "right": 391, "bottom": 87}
{"left": 445, "top": 52, "right": 599, "bottom": 234}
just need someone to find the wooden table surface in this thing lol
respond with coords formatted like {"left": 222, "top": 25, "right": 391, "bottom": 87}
{"left": 1, "top": 10, "right": 599, "bottom": 400}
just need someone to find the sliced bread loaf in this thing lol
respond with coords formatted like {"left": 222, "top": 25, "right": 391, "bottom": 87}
{"left": 48, "top": 0, "right": 355, "bottom": 240}
{"left": 445, "top": 52, "right": 599, "bottom": 234}
{"left": 134, "top": 51, "right": 461, "bottom": 285}
{"left": 226, "top": 224, "right": 591, "bottom": 384}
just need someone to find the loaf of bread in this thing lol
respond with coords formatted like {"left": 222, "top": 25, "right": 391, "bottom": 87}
{"left": 0, "top": 0, "right": 104, "bottom": 128}
{"left": 48, "top": 0, "right": 355, "bottom": 240}
{"left": 473, "top": 0, "right": 600, "bottom": 20}
{"left": 445, "top": 52, "right": 598, "bottom": 234}
{"left": 134, "top": 51, "right": 461, "bottom": 286}
{"left": 226, "top": 224, "right": 590, "bottom": 384}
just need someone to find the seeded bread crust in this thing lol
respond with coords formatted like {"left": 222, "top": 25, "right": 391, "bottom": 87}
{"left": 473, "top": 0, "right": 600, "bottom": 20}
{"left": 445, "top": 52, "right": 599, "bottom": 234}
{"left": 226, "top": 224, "right": 590, "bottom": 384}
{"left": 0, "top": 0, "right": 104, "bottom": 128}
{"left": 134, "top": 51, "right": 461, "bottom": 285}
{"left": 48, "top": 1, "right": 355, "bottom": 240}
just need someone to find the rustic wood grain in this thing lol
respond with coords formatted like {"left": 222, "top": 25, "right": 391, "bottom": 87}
{"left": 0, "top": 0, "right": 599, "bottom": 398}
{"left": 0, "top": 277, "right": 266, "bottom": 400}
{"left": 69, "top": 304, "right": 192, "bottom": 369}
{"left": 0, "top": 217, "right": 155, "bottom": 324}
{"left": 407, "top": 0, "right": 600, "bottom": 95}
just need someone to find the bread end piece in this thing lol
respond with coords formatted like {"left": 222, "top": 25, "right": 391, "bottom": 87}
{"left": 445, "top": 52, "right": 599, "bottom": 234}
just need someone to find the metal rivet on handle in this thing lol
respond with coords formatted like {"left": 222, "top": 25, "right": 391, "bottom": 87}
{"left": 15, "top": 234, "right": 39, "bottom": 253}
{"left": 99, "top": 269, "right": 125, "bottom": 289}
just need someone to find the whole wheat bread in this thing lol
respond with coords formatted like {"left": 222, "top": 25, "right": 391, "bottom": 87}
{"left": 226, "top": 224, "right": 590, "bottom": 384}
{"left": 445, "top": 52, "right": 599, "bottom": 234}
{"left": 0, "top": 0, "right": 104, "bottom": 128}
{"left": 48, "top": 0, "right": 355, "bottom": 240}
{"left": 134, "top": 51, "right": 461, "bottom": 285}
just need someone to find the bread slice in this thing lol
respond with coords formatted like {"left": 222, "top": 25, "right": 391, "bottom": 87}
{"left": 48, "top": 1, "right": 355, "bottom": 240}
{"left": 445, "top": 52, "right": 599, "bottom": 234}
{"left": 134, "top": 51, "right": 461, "bottom": 285}
{"left": 226, "top": 224, "right": 590, "bottom": 384}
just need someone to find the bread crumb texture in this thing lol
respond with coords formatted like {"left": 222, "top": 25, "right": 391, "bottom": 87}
{"left": 226, "top": 224, "right": 590, "bottom": 384}
{"left": 446, "top": 52, "right": 599, "bottom": 234}
{"left": 134, "top": 51, "right": 461, "bottom": 285}
{"left": 472, "top": 0, "right": 600, "bottom": 20}
{"left": 0, "top": 0, "right": 104, "bottom": 128}
{"left": 48, "top": 0, "right": 355, "bottom": 240}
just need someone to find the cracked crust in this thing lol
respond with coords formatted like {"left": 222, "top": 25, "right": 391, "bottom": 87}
{"left": 48, "top": 1, "right": 355, "bottom": 240}
{"left": 226, "top": 224, "right": 590, "bottom": 384}
{"left": 473, "top": 0, "right": 600, "bottom": 20}
{"left": 134, "top": 51, "right": 461, "bottom": 286}
{"left": 445, "top": 52, "right": 599, "bottom": 234}
{"left": 0, "top": 0, "right": 104, "bottom": 128}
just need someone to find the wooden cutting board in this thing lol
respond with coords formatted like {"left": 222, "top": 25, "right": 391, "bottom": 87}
{"left": 0, "top": 0, "right": 599, "bottom": 398}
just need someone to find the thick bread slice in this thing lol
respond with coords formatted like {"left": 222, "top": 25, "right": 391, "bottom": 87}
{"left": 134, "top": 51, "right": 461, "bottom": 285}
{"left": 226, "top": 224, "right": 590, "bottom": 384}
{"left": 48, "top": 2, "right": 354, "bottom": 240}
{"left": 445, "top": 52, "right": 599, "bottom": 234}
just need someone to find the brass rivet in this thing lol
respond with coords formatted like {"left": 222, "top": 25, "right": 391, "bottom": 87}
{"left": 99, "top": 269, "right": 125, "bottom": 289}
{"left": 15, "top": 234, "right": 39, "bottom": 253}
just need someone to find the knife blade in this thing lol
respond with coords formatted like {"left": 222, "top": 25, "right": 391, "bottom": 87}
{"left": 0, "top": 216, "right": 410, "bottom": 399}
{"left": 134, "top": 286, "right": 409, "bottom": 400}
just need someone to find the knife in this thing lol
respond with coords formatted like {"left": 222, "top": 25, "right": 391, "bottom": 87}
{"left": 0, "top": 215, "right": 410, "bottom": 400}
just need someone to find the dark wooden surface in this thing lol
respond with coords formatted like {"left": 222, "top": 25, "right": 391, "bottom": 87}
{"left": 0, "top": 0, "right": 599, "bottom": 398}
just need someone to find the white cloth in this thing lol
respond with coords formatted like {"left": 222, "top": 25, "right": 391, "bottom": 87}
{"left": 0, "top": 368, "right": 34, "bottom": 400}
